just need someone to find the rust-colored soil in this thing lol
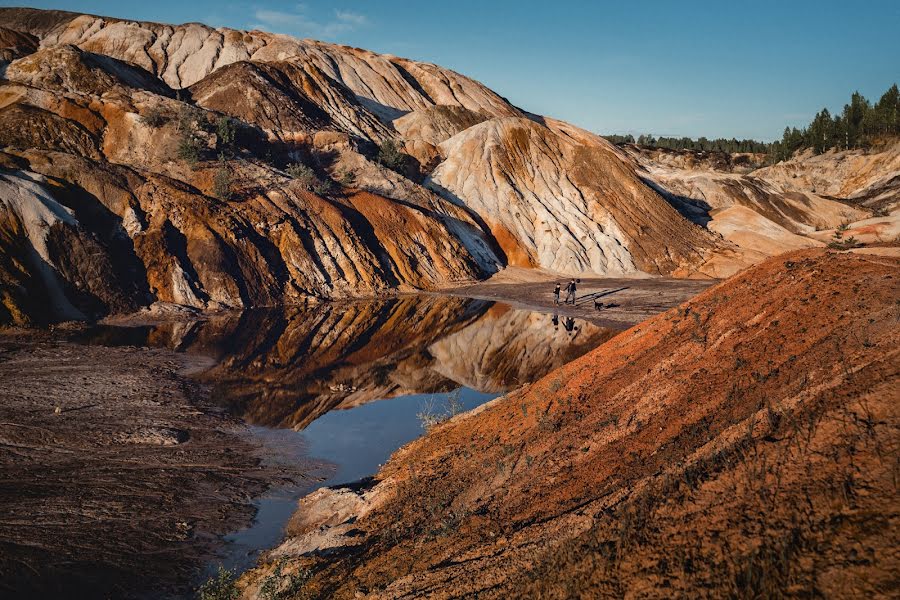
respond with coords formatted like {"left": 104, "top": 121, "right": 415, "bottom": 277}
{"left": 253, "top": 249, "right": 899, "bottom": 598}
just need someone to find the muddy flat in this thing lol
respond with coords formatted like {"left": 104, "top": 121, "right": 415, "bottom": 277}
{"left": 0, "top": 332, "right": 314, "bottom": 599}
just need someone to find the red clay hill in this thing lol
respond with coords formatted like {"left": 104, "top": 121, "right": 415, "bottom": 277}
{"left": 241, "top": 248, "right": 900, "bottom": 598}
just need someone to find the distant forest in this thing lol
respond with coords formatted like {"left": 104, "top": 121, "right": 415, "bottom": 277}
{"left": 603, "top": 134, "right": 768, "bottom": 154}
{"left": 604, "top": 83, "right": 900, "bottom": 162}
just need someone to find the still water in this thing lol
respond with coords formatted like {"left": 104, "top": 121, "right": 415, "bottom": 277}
{"left": 80, "top": 295, "right": 619, "bottom": 580}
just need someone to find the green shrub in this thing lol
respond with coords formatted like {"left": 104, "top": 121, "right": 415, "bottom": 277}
{"left": 178, "top": 105, "right": 200, "bottom": 132}
{"left": 827, "top": 221, "right": 862, "bottom": 249}
{"left": 216, "top": 116, "right": 237, "bottom": 150}
{"left": 259, "top": 558, "right": 312, "bottom": 600}
{"left": 178, "top": 105, "right": 213, "bottom": 134}
{"left": 197, "top": 566, "right": 239, "bottom": 600}
{"left": 337, "top": 170, "right": 356, "bottom": 187}
{"left": 285, "top": 162, "right": 316, "bottom": 187}
{"left": 213, "top": 157, "right": 233, "bottom": 200}
{"left": 177, "top": 134, "right": 202, "bottom": 165}
{"left": 312, "top": 179, "right": 336, "bottom": 196}
{"left": 377, "top": 139, "right": 407, "bottom": 172}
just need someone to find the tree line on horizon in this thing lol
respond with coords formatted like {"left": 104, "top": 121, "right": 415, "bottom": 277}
{"left": 603, "top": 134, "right": 769, "bottom": 154}
{"left": 603, "top": 83, "right": 900, "bottom": 163}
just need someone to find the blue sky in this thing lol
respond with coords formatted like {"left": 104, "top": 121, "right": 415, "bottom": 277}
{"left": 3, "top": 1, "right": 898, "bottom": 140}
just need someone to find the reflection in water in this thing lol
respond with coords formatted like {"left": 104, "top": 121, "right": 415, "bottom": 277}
{"left": 76, "top": 296, "right": 619, "bottom": 579}
{"left": 117, "top": 296, "right": 617, "bottom": 430}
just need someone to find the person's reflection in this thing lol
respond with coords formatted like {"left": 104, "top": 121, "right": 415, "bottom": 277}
{"left": 564, "top": 317, "right": 577, "bottom": 333}
{"left": 552, "top": 313, "right": 559, "bottom": 330}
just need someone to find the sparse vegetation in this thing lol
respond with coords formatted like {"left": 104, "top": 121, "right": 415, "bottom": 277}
{"left": 259, "top": 558, "right": 311, "bottom": 600}
{"left": 284, "top": 162, "right": 340, "bottom": 195}
{"left": 312, "top": 179, "right": 337, "bottom": 196}
{"left": 216, "top": 116, "right": 237, "bottom": 150}
{"left": 177, "top": 105, "right": 205, "bottom": 133}
{"left": 140, "top": 106, "right": 168, "bottom": 128}
{"left": 377, "top": 139, "right": 408, "bottom": 172}
{"left": 177, "top": 133, "right": 202, "bottom": 165}
{"left": 827, "top": 221, "right": 862, "bottom": 250}
{"left": 213, "top": 155, "right": 233, "bottom": 200}
{"left": 336, "top": 170, "right": 356, "bottom": 187}
{"left": 417, "top": 389, "right": 464, "bottom": 430}
{"left": 285, "top": 162, "right": 316, "bottom": 188}
{"left": 197, "top": 566, "right": 239, "bottom": 600}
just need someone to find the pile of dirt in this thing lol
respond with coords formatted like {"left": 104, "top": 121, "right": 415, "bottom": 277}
{"left": 245, "top": 249, "right": 899, "bottom": 598}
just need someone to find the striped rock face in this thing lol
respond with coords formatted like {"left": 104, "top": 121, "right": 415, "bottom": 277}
{"left": 3, "top": 7, "right": 889, "bottom": 325}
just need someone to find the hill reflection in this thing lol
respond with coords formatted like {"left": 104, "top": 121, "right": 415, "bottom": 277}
{"left": 97, "top": 296, "right": 618, "bottom": 430}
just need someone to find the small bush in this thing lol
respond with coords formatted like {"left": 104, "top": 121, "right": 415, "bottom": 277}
{"left": 216, "top": 116, "right": 237, "bottom": 150}
{"left": 827, "top": 221, "right": 863, "bottom": 249}
{"left": 197, "top": 566, "right": 239, "bottom": 600}
{"left": 177, "top": 134, "right": 202, "bottom": 165}
{"left": 259, "top": 558, "right": 311, "bottom": 600}
{"left": 177, "top": 105, "right": 200, "bottom": 132}
{"left": 178, "top": 104, "right": 213, "bottom": 134}
{"left": 417, "top": 389, "right": 464, "bottom": 431}
{"left": 140, "top": 106, "right": 168, "bottom": 128}
{"left": 285, "top": 163, "right": 316, "bottom": 188}
{"left": 213, "top": 156, "right": 233, "bottom": 200}
{"left": 377, "top": 139, "right": 407, "bottom": 172}
{"left": 312, "top": 179, "right": 336, "bottom": 196}
{"left": 337, "top": 170, "right": 356, "bottom": 187}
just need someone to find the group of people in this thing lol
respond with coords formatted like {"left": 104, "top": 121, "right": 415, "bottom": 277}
{"left": 551, "top": 313, "right": 578, "bottom": 332}
{"left": 553, "top": 279, "right": 580, "bottom": 305}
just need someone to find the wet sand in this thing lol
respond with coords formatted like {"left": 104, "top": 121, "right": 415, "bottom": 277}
{"left": 0, "top": 329, "right": 317, "bottom": 599}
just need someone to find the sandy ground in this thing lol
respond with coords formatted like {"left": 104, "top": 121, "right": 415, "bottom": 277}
{"left": 448, "top": 272, "right": 717, "bottom": 328}
{"left": 0, "top": 329, "right": 319, "bottom": 599}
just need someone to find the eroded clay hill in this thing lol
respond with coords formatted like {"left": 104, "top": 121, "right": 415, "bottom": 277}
{"left": 428, "top": 118, "right": 731, "bottom": 276}
{"left": 0, "top": 36, "right": 499, "bottom": 324}
{"left": 0, "top": 7, "right": 749, "bottom": 325}
{"left": 0, "top": 7, "right": 894, "bottom": 325}
{"left": 629, "top": 142, "right": 900, "bottom": 258}
{"left": 245, "top": 249, "right": 900, "bottom": 598}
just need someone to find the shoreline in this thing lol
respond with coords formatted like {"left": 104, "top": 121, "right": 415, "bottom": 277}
{"left": 75, "top": 272, "right": 719, "bottom": 333}
{"left": 0, "top": 279, "right": 721, "bottom": 597}
{"left": 0, "top": 331, "right": 319, "bottom": 599}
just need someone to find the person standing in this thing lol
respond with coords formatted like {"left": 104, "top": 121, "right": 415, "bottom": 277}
{"left": 565, "top": 278, "right": 577, "bottom": 305}
{"left": 553, "top": 282, "right": 561, "bottom": 305}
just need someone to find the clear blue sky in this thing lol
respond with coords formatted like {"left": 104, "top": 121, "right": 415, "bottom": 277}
{"left": 3, "top": 1, "right": 898, "bottom": 140}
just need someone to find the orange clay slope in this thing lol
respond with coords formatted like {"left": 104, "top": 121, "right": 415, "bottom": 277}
{"left": 249, "top": 248, "right": 900, "bottom": 599}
